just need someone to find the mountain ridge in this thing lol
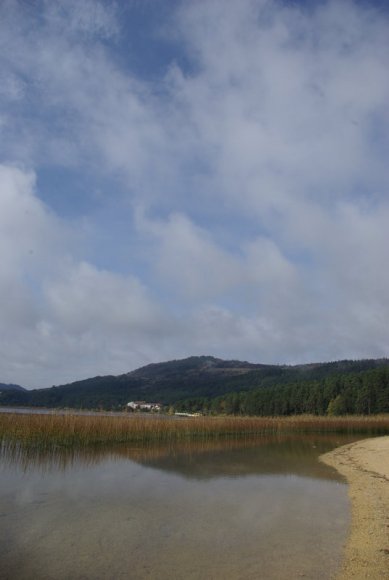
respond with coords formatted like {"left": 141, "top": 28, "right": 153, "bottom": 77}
{"left": 0, "top": 382, "right": 26, "bottom": 392}
{"left": 0, "top": 355, "right": 388, "bottom": 411}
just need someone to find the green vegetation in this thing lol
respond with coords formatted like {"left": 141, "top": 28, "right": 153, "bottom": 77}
{"left": 0, "top": 356, "right": 388, "bottom": 415}
{"left": 176, "top": 366, "right": 389, "bottom": 416}
{"left": 1, "top": 413, "right": 389, "bottom": 450}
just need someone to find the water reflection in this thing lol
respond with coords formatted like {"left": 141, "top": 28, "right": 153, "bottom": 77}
{"left": 0, "top": 435, "right": 353, "bottom": 580}
{"left": 1, "top": 433, "right": 358, "bottom": 480}
{"left": 134, "top": 434, "right": 358, "bottom": 481}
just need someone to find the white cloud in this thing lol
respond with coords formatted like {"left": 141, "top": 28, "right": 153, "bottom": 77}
{"left": 46, "top": 261, "right": 164, "bottom": 336}
{"left": 1, "top": 1, "right": 389, "bottom": 387}
{"left": 137, "top": 211, "right": 244, "bottom": 301}
{"left": 0, "top": 164, "right": 170, "bottom": 386}
{"left": 0, "top": 165, "right": 59, "bottom": 326}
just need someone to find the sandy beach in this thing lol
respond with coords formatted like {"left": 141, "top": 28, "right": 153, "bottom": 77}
{"left": 320, "top": 436, "right": 389, "bottom": 579}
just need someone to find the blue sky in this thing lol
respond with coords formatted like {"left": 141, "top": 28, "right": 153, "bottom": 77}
{"left": 1, "top": 0, "right": 389, "bottom": 388}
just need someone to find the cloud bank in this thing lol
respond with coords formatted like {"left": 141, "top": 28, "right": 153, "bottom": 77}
{"left": 0, "top": 0, "right": 388, "bottom": 387}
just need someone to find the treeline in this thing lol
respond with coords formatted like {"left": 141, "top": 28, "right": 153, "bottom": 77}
{"left": 1, "top": 357, "right": 389, "bottom": 413}
{"left": 174, "top": 366, "right": 389, "bottom": 416}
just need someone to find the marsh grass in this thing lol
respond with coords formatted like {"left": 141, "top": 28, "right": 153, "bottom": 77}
{"left": 0, "top": 432, "right": 360, "bottom": 477}
{"left": 1, "top": 412, "right": 389, "bottom": 450}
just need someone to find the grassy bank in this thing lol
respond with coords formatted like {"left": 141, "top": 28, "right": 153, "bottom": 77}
{"left": 1, "top": 412, "right": 389, "bottom": 449}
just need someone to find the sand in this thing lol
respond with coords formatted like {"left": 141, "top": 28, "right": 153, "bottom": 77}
{"left": 320, "top": 436, "right": 389, "bottom": 579}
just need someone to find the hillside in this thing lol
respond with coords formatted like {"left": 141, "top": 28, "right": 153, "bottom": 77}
{"left": 0, "top": 383, "right": 26, "bottom": 392}
{"left": 0, "top": 356, "right": 268, "bottom": 409}
{"left": 0, "top": 355, "right": 388, "bottom": 413}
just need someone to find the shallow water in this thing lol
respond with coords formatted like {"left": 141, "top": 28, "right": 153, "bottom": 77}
{"left": 0, "top": 434, "right": 355, "bottom": 580}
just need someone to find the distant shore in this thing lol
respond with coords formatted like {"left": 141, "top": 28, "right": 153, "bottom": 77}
{"left": 320, "top": 437, "right": 389, "bottom": 579}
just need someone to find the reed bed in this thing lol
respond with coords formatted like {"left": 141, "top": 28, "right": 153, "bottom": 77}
{"left": 1, "top": 412, "right": 389, "bottom": 450}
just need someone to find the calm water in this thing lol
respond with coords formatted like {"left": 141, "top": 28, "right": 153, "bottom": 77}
{"left": 0, "top": 434, "right": 356, "bottom": 580}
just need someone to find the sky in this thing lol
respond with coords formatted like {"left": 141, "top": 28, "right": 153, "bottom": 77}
{"left": 1, "top": 0, "right": 389, "bottom": 389}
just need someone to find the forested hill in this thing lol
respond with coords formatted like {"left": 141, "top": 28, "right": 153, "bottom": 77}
{"left": 0, "top": 383, "right": 26, "bottom": 392}
{"left": 0, "top": 355, "right": 388, "bottom": 414}
{"left": 176, "top": 365, "right": 389, "bottom": 416}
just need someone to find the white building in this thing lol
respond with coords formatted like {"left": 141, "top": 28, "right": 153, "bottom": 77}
{"left": 127, "top": 401, "right": 161, "bottom": 412}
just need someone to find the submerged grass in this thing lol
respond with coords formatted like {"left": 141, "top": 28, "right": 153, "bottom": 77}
{"left": 1, "top": 412, "right": 389, "bottom": 450}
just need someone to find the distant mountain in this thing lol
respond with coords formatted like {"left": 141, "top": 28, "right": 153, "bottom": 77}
{"left": 0, "top": 356, "right": 265, "bottom": 409}
{"left": 126, "top": 356, "right": 269, "bottom": 383}
{"left": 0, "top": 382, "right": 26, "bottom": 392}
{"left": 0, "top": 355, "right": 388, "bottom": 412}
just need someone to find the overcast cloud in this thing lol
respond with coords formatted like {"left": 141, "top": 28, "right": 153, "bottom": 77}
{"left": 0, "top": 0, "right": 388, "bottom": 388}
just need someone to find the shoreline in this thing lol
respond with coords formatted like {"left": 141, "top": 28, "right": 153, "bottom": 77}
{"left": 320, "top": 436, "right": 389, "bottom": 579}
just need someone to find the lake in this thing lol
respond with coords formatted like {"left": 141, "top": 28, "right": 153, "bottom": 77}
{"left": 0, "top": 433, "right": 356, "bottom": 579}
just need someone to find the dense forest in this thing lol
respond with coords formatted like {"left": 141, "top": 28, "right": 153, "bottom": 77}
{"left": 0, "top": 356, "right": 388, "bottom": 415}
{"left": 175, "top": 366, "right": 389, "bottom": 416}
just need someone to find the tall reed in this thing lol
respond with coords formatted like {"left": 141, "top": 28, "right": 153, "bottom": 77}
{"left": 1, "top": 412, "right": 389, "bottom": 449}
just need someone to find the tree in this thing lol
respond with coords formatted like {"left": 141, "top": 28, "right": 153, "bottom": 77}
{"left": 327, "top": 395, "right": 346, "bottom": 416}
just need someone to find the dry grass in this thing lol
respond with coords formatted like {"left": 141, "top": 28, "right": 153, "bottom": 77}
{"left": 1, "top": 432, "right": 359, "bottom": 474}
{"left": 1, "top": 412, "right": 389, "bottom": 449}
